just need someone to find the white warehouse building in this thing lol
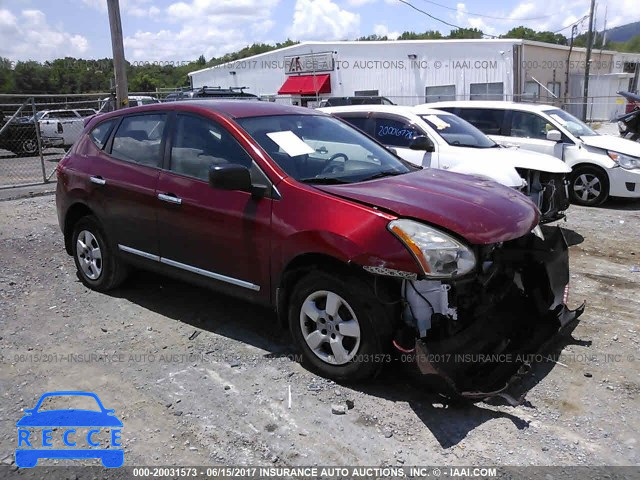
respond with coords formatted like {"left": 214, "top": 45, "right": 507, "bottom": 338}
{"left": 189, "top": 39, "right": 640, "bottom": 120}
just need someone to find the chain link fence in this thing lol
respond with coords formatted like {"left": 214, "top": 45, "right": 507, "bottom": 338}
{"left": 0, "top": 90, "right": 629, "bottom": 188}
{"left": 0, "top": 92, "right": 157, "bottom": 188}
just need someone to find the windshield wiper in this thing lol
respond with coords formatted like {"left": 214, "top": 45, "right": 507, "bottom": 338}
{"left": 360, "top": 170, "right": 407, "bottom": 181}
{"left": 299, "top": 176, "right": 350, "bottom": 184}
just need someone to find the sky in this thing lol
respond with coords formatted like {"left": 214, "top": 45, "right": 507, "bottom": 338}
{"left": 0, "top": 0, "right": 639, "bottom": 63}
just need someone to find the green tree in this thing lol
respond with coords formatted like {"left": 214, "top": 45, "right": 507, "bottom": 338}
{"left": 397, "top": 30, "right": 443, "bottom": 40}
{"left": 0, "top": 57, "right": 15, "bottom": 93}
{"left": 502, "top": 26, "right": 567, "bottom": 45}
{"left": 447, "top": 27, "right": 484, "bottom": 39}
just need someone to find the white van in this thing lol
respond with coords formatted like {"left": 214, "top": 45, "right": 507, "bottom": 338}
{"left": 427, "top": 101, "right": 640, "bottom": 206}
{"left": 320, "top": 105, "right": 571, "bottom": 223}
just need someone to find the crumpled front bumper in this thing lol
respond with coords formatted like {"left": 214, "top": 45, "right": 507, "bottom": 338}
{"left": 411, "top": 226, "right": 585, "bottom": 404}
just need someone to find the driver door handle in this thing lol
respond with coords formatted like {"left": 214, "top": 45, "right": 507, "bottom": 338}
{"left": 158, "top": 193, "right": 182, "bottom": 205}
{"left": 90, "top": 175, "right": 106, "bottom": 185}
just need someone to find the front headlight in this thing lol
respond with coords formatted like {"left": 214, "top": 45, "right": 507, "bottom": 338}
{"left": 388, "top": 219, "right": 476, "bottom": 278}
{"left": 608, "top": 151, "right": 640, "bottom": 170}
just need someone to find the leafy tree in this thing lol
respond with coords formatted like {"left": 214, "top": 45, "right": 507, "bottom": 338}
{"left": 397, "top": 30, "right": 443, "bottom": 40}
{"left": 0, "top": 57, "right": 15, "bottom": 93}
{"left": 502, "top": 26, "right": 568, "bottom": 45}
{"left": 358, "top": 34, "right": 389, "bottom": 41}
{"left": 447, "top": 27, "right": 484, "bottom": 39}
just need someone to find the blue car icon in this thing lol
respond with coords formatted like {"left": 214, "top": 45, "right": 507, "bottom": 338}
{"left": 15, "top": 391, "right": 123, "bottom": 468}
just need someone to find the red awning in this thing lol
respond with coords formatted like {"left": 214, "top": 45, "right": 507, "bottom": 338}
{"left": 277, "top": 74, "right": 331, "bottom": 95}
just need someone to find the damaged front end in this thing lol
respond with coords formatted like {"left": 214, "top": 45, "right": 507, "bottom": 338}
{"left": 518, "top": 169, "right": 570, "bottom": 224}
{"left": 394, "top": 225, "right": 584, "bottom": 403}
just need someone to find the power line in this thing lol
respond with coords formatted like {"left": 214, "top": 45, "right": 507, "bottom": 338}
{"left": 552, "top": 15, "right": 589, "bottom": 34}
{"left": 416, "top": 0, "right": 555, "bottom": 21}
{"left": 396, "top": 0, "right": 498, "bottom": 37}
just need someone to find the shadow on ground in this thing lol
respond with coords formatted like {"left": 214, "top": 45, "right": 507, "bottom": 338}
{"left": 105, "top": 268, "right": 592, "bottom": 449}
{"left": 599, "top": 198, "right": 640, "bottom": 211}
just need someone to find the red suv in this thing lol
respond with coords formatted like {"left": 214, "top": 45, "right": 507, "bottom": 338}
{"left": 56, "top": 101, "right": 583, "bottom": 399}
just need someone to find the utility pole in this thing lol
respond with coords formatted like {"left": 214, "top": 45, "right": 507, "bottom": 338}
{"left": 564, "top": 25, "right": 578, "bottom": 106}
{"left": 107, "top": 0, "right": 128, "bottom": 110}
{"left": 582, "top": 0, "right": 596, "bottom": 121}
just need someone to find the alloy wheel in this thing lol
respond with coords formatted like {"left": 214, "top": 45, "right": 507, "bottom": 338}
{"left": 299, "top": 290, "right": 361, "bottom": 365}
{"left": 573, "top": 173, "right": 602, "bottom": 202}
{"left": 76, "top": 230, "right": 103, "bottom": 280}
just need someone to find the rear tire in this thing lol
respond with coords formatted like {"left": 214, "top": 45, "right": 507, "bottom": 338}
{"left": 19, "top": 138, "right": 38, "bottom": 155}
{"left": 288, "top": 270, "right": 393, "bottom": 381}
{"left": 72, "top": 215, "right": 128, "bottom": 291}
{"left": 568, "top": 166, "right": 609, "bottom": 206}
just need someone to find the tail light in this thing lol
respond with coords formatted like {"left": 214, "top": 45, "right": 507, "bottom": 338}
{"left": 57, "top": 123, "right": 63, "bottom": 134}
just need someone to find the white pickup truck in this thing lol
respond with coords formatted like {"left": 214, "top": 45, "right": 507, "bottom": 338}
{"left": 35, "top": 109, "right": 96, "bottom": 148}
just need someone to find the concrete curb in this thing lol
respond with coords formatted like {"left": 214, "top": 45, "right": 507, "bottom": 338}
{"left": 0, "top": 181, "right": 57, "bottom": 202}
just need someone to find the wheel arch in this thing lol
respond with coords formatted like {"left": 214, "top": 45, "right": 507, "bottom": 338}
{"left": 63, "top": 202, "right": 94, "bottom": 255}
{"left": 275, "top": 252, "right": 399, "bottom": 329}
{"left": 570, "top": 162, "right": 611, "bottom": 188}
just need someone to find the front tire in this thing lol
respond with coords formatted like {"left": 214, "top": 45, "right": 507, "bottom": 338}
{"left": 288, "top": 270, "right": 392, "bottom": 381}
{"left": 72, "top": 216, "right": 128, "bottom": 291}
{"left": 569, "top": 166, "right": 609, "bottom": 206}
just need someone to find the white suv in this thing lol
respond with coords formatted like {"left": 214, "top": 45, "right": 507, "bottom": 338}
{"left": 320, "top": 105, "right": 571, "bottom": 223}
{"left": 427, "top": 101, "right": 640, "bottom": 206}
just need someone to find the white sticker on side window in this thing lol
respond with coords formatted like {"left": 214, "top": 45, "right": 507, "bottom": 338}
{"left": 424, "top": 115, "right": 450, "bottom": 130}
{"left": 266, "top": 131, "right": 315, "bottom": 157}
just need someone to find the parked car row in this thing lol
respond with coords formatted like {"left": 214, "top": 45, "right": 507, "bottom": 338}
{"left": 56, "top": 100, "right": 585, "bottom": 401}
{"left": 428, "top": 101, "right": 640, "bottom": 206}
{"left": 0, "top": 108, "right": 99, "bottom": 156}
{"left": 319, "top": 105, "right": 571, "bottom": 223}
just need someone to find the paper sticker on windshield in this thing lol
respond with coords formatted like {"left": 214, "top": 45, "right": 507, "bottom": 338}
{"left": 549, "top": 114, "right": 567, "bottom": 126}
{"left": 424, "top": 115, "right": 450, "bottom": 130}
{"left": 266, "top": 131, "right": 315, "bottom": 157}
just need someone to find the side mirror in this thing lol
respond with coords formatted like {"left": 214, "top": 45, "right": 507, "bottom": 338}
{"left": 546, "top": 129, "right": 562, "bottom": 142}
{"left": 209, "top": 164, "right": 253, "bottom": 192}
{"left": 409, "top": 135, "right": 435, "bottom": 152}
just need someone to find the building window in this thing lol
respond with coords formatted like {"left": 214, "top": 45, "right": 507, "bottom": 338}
{"left": 354, "top": 90, "right": 378, "bottom": 96}
{"left": 546, "top": 82, "right": 561, "bottom": 99}
{"left": 523, "top": 81, "right": 540, "bottom": 101}
{"left": 425, "top": 85, "right": 456, "bottom": 103}
{"left": 469, "top": 82, "right": 504, "bottom": 101}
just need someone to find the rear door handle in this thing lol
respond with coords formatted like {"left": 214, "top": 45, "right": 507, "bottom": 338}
{"left": 90, "top": 175, "right": 106, "bottom": 185}
{"left": 158, "top": 193, "right": 182, "bottom": 205}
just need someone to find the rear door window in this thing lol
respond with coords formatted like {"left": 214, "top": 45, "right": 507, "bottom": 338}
{"left": 110, "top": 114, "right": 167, "bottom": 167}
{"left": 455, "top": 108, "right": 506, "bottom": 135}
{"left": 338, "top": 116, "right": 372, "bottom": 135}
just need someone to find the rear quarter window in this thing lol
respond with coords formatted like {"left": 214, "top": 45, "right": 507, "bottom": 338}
{"left": 89, "top": 119, "right": 117, "bottom": 149}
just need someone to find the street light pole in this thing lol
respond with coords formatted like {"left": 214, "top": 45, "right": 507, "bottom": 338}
{"left": 107, "top": 0, "right": 128, "bottom": 110}
{"left": 582, "top": 0, "right": 596, "bottom": 121}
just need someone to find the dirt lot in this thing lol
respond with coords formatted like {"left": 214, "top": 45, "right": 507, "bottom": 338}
{"left": 0, "top": 192, "right": 638, "bottom": 468}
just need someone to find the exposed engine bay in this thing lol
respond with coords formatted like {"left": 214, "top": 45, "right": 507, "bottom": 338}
{"left": 394, "top": 225, "right": 584, "bottom": 402}
{"left": 517, "top": 169, "right": 570, "bottom": 224}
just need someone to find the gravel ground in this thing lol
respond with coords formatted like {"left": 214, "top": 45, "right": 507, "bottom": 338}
{"left": 0, "top": 193, "right": 638, "bottom": 469}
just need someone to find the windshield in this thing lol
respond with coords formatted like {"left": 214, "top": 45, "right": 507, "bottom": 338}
{"left": 543, "top": 108, "right": 597, "bottom": 137}
{"left": 419, "top": 114, "right": 496, "bottom": 148}
{"left": 236, "top": 114, "right": 417, "bottom": 184}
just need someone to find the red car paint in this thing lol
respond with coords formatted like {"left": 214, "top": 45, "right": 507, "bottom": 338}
{"left": 56, "top": 101, "right": 539, "bottom": 308}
